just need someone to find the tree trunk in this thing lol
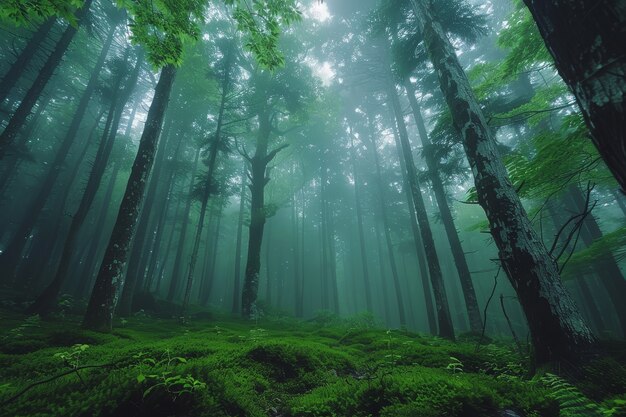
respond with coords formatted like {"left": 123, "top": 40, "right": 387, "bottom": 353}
{"left": 82, "top": 64, "right": 177, "bottom": 332}
{"left": 0, "top": 18, "right": 56, "bottom": 106}
{"left": 241, "top": 109, "right": 286, "bottom": 318}
{"left": 410, "top": 0, "right": 596, "bottom": 364}
{"left": 0, "top": 23, "right": 116, "bottom": 282}
{"left": 0, "top": 0, "right": 92, "bottom": 159}
{"left": 388, "top": 114, "right": 437, "bottom": 334}
{"left": 368, "top": 131, "right": 407, "bottom": 327}
{"left": 200, "top": 204, "right": 222, "bottom": 305}
{"left": 349, "top": 135, "right": 374, "bottom": 313}
{"left": 166, "top": 147, "right": 201, "bottom": 301}
{"left": 231, "top": 162, "right": 247, "bottom": 314}
{"left": 404, "top": 80, "right": 483, "bottom": 333}
{"left": 122, "top": 118, "right": 175, "bottom": 303}
{"left": 291, "top": 182, "right": 302, "bottom": 317}
{"left": 387, "top": 79, "right": 455, "bottom": 340}
{"left": 73, "top": 162, "right": 120, "bottom": 298}
{"left": 26, "top": 48, "right": 140, "bottom": 315}
{"left": 568, "top": 185, "right": 626, "bottom": 337}
{"left": 522, "top": 0, "right": 626, "bottom": 192}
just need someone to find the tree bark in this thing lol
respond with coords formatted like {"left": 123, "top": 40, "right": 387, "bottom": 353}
{"left": 241, "top": 108, "right": 286, "bottom": 318}
{"left": 387, "top": 79, "right": 455, "bottom": 340}
{"left": 166, "top": 147, "right": 201, "bottom": 302}
{"left": 522, "top": 0, "right": 626, "bottom": 192}
{"left": 0, "top": 22, "right": 116, "bottom": 282}
{"left": 389, "top": 120, "right": 437, "bottom": 334}
{"left": 26, "top": 47, "right": 140, "bottom": 315}
{"left": 82, "top": 64, "right": 177, "bottom": 332}
{"left": 410, "top": 0, "right": 596, "bottom": 364}
{"left": 404, "top": 80, "right": 483, "bottom": 333}
{"left": 0, "top": 18, "right": 56, "bottom": 105}
{"left": 367, "top": 131, "right": 407, "bottom": 328}
{"left": 0, "top": 0, "right": 93, "bottom": 159}
{"left": 231, "top": 161, "right": 247, "bottom": 314}
{"left": 349, "top": 135, "right": 374, "bottom": 313}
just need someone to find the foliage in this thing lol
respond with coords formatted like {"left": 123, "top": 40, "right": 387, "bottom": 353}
{"left": 562, "top": 226, "right": 626, "bottom": 279}
{"left": 225, "top": 0, "right": 302, "bottom": 69}
{"left": 540, "top": 373, "right": 608, "bottom": 417}
{"left": 0, "top": 0, "right": 83, "bottom": 26}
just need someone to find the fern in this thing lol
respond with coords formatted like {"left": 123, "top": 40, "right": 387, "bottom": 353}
{"left": 541, "top": 373, "right": 607, "bottom": 417}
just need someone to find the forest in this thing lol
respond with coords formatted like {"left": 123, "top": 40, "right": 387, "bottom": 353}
{"left": 0, "top": 0, "right": 625, "bottom": 416}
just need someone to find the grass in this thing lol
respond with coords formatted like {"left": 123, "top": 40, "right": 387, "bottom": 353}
{"left": 0, "top": 307, "right": 624, "bottom": 417}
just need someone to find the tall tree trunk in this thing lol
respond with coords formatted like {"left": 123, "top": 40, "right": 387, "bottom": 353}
{"left": 367, "top": 131, "right": 407, "bottom": 327}
{"left": 0, "top": 18, "right": 56, "bottom": 106}
{"left": 387, "top": 115, "right": 437, "bottom": 334}
{"left": 73, "top": 162, "right": 120, "bottom": 298}
{"left": 264, "top": 220, "right": 273, "bottom": 304}
{"left": 326, "top": 196, "right": 340, "bottom": 314}
{"left": 568, "top": 186, "right": 626, "bottom": 337}
{"left": 200, "top": 204, "right": 222, "bottom": 305}
{"left": 0, "top": 0, "right": 93, "bottom": 159}
{"left": 522, "top": 0, "right": 626, "bottom": 192}
{"left": 166, "top": 147, "right": 201, "bottom": 301}
{"left": 241, "top": 109, "right": 286, "bottom": 318}
{"left": 410, "top": 0, "right": 596, "bottom": 364}
{"left": 291, "top": 182, "right": 302, "bottom": 317}
{"left": 231, "top": 162, "right": 247, "bottom": 314}
{"left": 0, "top": 24, "right": 117, "bottom": 282}
{"left": 122, "top": 118, "right": 175, "bottom": 301}
{"left": 387, "top": 80, "right": 455, "bottom": 340}
{"left": 404, "top": 80, "right": 483, "bottom": 333}
{"left": 82, "top": 64, "right": 177, "bottom": 332}
{"left": 118, "top": 123, "right": 180, "bottom": 315}
{"left": 26, "top": 48, "right": 141, "bottom": 315}
{"left": 348, "top": 135, "right": 374, "bottom": 312}
{"left": 0, "top": 91, "right": 53, "bottom": 194}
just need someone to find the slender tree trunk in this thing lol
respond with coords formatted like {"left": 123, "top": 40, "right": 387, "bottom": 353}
{"left": 367, "top": 131, "right": 407, "bottom": 327}
{"left": 73, "top": 162, "right": 120, "bottom": 298}
{"left": 122, "top": 118, "right": 175, "bottom": 300}
{"left": 568, "top": 186, "right": 626, "bottom": 337}
{"left": 0, "top": 90, "right": 53, "bottom": 194}
{"left": 291, "top": 183, "right": 302, "bottom": 317}
{"left": 0, "top": 18, "right": 56, "bottom": 107}
{"left": 522, "top": 0, "right": 626, "bottom": 192}
{"left": 200, "top": 205, "right": 222, "bottom": 305}
{"left": 0, "top": 24, "right": 117, "bottom": 282}
{"left": 374, "top": 223, "right": 392, "bottom": 325}
{"left": 387, "top": 79, "right": 455, "bottom": 340}
{"left": 231, "top": 162, "right": 247, "bottom": 314}
{"left": 326, "top": 197, "right": 340, "bottom": 314}
{"left": 0, "top": 0, "right": 93, "bottom": 159}
{"left": 349, "top": 135, "right": 374, "bottom": 312}
{"left": 26, "top": 49, "right": 141, "bottom": 315}
{"left": 264, "top": 220, "right": 273, "bottom": 304}
{"left": 410, "top": 0, "right": 596, "bottom": 363}
{"left": 82, "top": 65, "right": 177, "bottom": 332}
{"left": 166, "top": 148, "right": 201, "bottom": 301}
{"left": 388, "top": 115, "right": 437, "bottom": 334}
{"left": 404, "top": 80, "right": 482, "bottom": 333}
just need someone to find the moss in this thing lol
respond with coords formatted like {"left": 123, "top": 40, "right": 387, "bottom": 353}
{"left": 0, "top": 310, "right": 621, "bottom": 417}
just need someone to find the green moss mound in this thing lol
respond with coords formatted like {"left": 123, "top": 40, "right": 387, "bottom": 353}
{"left": 0, "top": 309, "right": 623, "bottom": 417}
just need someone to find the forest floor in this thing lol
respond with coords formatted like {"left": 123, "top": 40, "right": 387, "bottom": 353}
{"left": 0, "top": 305, "right": 625, "bottom": 417}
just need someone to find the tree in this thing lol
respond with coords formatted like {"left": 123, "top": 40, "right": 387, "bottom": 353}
{"left": 0, "top": 0, "right": 93, "bottom": 160}
{"left": 521, "top": 0, "right": 626, "bottom": 193}
{"left": 409, "top": 0, "right": 596, "bottom": 365}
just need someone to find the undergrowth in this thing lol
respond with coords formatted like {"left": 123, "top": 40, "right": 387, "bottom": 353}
{"left": 0, "top": 308, "right": 624, "bottom": 417}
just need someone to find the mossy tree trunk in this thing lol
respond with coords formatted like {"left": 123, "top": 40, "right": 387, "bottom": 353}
{"left": 82, "top": 64, "right": 177, "bottom": 332}
{"left": 410, "top": 0, "right": 596, "bottom": 364}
